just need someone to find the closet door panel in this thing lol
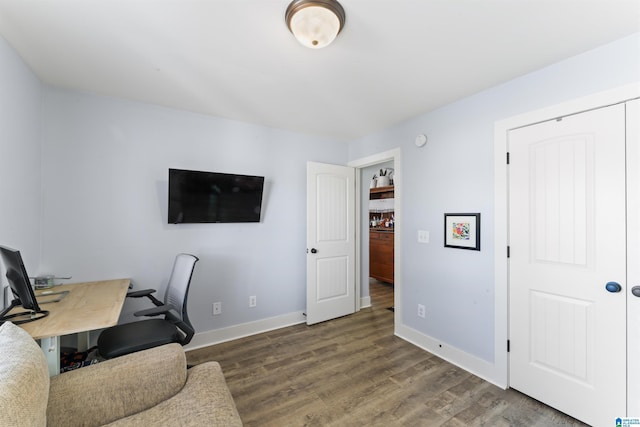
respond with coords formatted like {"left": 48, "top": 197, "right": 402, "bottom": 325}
{"left": 509, "top": 104, "right": 626, "bottom": 426}
{"left": 627, "top": 98, "right": 640, "bottom": 416}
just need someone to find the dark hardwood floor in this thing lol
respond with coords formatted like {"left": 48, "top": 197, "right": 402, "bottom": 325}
{"left": 186, "top": 280, "right": 587, "bottom": 426}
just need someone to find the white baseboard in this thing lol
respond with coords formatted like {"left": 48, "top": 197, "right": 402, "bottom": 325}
{"left": 184, "top": 311, "right": 307, "bottom": 351}
{"left": 360, "top": 295, "right": 371, "bottom": 308}
{"left": 395, "top": 323, "right": 506, "bottom": 389}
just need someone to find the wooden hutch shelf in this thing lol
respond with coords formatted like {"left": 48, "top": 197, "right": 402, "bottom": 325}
{"left": 369, "top": 185, "right": 395, "bottom": 198}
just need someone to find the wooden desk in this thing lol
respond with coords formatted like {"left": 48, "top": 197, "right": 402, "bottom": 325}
{"left": 16, "top": 279, "right": 129, "bottom": 375}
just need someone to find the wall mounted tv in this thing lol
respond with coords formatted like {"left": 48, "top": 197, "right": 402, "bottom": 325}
{"left": 168, "top": 168, "right": 265, "bottom": 224}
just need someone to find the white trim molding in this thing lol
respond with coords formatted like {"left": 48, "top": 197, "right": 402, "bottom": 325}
{"left": 184, "top": 311, "right": 306, "bottom": 351}
{"left": 360, "top": 295, "right": 372, "bottom": 308}
{"left": 396, "top": 324, "right": 501, "bottom": 388}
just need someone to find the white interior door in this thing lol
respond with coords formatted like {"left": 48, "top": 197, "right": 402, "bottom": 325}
{"left": 306, "top": 161, "right": 355, "bottom": 325}
{"left": 508, "top": 104, "right": 627, "bottom": 426}
{"left": 627, "top": 98, "right": 640, "bottom": 416}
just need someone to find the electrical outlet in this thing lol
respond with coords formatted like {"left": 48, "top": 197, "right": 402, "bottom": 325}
{"left": 417, "top": 304, "right": 426, "bottom": 318}
{"left": 213, "top": 302, "right": 222, "bottom": 315}
{"left": 249, "top": 295, "right": 257, "bottom": 308}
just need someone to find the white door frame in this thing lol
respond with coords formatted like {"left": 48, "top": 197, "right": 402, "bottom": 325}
{"left": 493, "top": 83, "right": 640, "bottom": 388}
{"left": 349, "top": 148, "right": 402, "bottom": 328}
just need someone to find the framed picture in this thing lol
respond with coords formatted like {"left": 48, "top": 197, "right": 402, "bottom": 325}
{"left": 444, "top": 213, "right": 480, "bottom": 251}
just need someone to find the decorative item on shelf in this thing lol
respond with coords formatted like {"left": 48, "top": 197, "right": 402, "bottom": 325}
{"left": 370, "top": 174, "right": 378, "bottom": 188}
{"left": 376, "top": 168, "right": 393, "bottom": 187}
{"left": 390, "top": 215, "right": 396, "bottom": 228}
{"left": 377, "top": 176, "right": 390, "bottom": 187}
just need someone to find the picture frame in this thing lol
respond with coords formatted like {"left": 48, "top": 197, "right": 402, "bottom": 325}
{"left": 444, "top": 213, "right": 480, "bottom": 251}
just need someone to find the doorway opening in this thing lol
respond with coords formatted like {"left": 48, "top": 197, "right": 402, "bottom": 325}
{"left": 349, "top": 148, "right": 401, "bottom": 330}
{"left": 362, "top": 161, "right": 395, "bottom": 312}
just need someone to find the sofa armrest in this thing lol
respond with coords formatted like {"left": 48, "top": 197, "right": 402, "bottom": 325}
{"left": 47, "top": 343, "right": 187, "bottom": 427}
{"left": 103, "top": 361, "right": 243, "bottom": 426}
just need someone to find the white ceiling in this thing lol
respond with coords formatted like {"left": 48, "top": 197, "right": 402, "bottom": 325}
{"left": 0, "top": 0, "right": 638, "bottom": 141}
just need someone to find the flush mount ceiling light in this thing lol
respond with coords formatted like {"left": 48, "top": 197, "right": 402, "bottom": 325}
{"left": 285, "top": 0, "right": 345, "bottom": 49}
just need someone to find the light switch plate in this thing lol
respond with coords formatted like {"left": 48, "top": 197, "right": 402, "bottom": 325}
{"left": 418, "top": 230, "right": 429, "bottom": 243}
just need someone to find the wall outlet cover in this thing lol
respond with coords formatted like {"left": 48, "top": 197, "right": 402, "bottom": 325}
{"left": 213, "top": 302, "right": 222, "bottom": 315}
{"left": 417, "top": 304, "right": 426, "bottom": 318}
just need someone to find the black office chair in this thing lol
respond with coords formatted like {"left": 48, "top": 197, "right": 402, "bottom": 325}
{"left": 97, "top": 253, "right": 199, "bottom": 359}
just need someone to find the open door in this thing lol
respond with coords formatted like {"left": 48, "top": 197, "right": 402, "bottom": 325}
{"left": 306, "top": 161, "right": 355, "bottom": 325}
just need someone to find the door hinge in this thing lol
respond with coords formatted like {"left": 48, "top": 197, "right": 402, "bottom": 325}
{"left": 507, "top": 340, "right": 510, "bottom": 352}
{"left": 507, "top": 246, "right": 510, "bottom": 258}
{"left": 506, "top": 152, "right": 510, "bottom": 164}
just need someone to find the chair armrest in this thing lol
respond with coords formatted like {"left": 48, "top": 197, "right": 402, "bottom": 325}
{"left": 47, "top": 344, "right": 187, "bottom": 427}
{"left": 134, "top": 305, "right": 182, "bottom": 323}
{"left": 126, "top": 288, "right": 156, "bottom": 298}
{"left": 134, "top": 305, "right": 176, "bottom": 317}
{"left": 127, "top": 288, "right": 163, "bottom": 306}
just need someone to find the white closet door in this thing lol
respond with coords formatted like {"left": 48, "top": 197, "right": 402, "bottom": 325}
{"left": 509, "top": 104, "right": 626, "bottom": 426}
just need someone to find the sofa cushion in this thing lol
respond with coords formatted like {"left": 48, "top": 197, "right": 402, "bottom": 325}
{"left": 0, "top": 321, "right": 49, "bottom": 427}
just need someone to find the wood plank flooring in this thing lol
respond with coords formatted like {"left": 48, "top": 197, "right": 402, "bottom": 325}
{"left": 186, "top": 280, "right": 588, "bottom": 426}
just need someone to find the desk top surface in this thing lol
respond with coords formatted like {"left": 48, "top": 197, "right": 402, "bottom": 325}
{"left": 16, "top": 278, "right": 130, "bottom": 340}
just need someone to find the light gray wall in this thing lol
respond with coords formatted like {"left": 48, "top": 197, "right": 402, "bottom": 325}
{"left": 39, "top": 88, "right": 348, "bottom": 331}
{"left": 0, "top": 36, "right": 43, "bottom": 308}
{"left": 349, "top": 32, "right": 640, "bottom": 364}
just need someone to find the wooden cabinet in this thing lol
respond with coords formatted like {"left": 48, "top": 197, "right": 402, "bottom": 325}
{"left": 369, "top": 185, "right": 394, "bottom": 284}
{"left": 370, "top": 230, "right": 394, "bottom": 284}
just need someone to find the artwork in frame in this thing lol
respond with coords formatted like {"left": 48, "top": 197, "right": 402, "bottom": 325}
{"left": 444, "top": 213, "right": 480, "bottom": 251}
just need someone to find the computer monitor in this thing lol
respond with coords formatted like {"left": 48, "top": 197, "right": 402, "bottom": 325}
{"left": 0, "top": 245, "right": 49, "bottom": 324}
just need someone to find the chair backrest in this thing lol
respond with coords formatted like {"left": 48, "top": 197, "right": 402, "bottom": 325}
{"left": 163, "top": 253, "right": 199, "bottom": 328}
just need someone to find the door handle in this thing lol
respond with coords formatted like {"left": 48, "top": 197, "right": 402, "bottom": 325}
{"left": 605, "top": 282, "right": 622, "bottom": 293}
{"left": 632, "top": 286, "right": 640, "bottom": 298}
{"left": 310, "top": 248, "right": 318, "bottom": 254}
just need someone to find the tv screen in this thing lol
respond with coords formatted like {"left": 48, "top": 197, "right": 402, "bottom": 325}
{"left": 168, "top": 168, "right": 265, "bottom": 224}
{"left": 0, "top": 245, "right": 48, "bottom": 324}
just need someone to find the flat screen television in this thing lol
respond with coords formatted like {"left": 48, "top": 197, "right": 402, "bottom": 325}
{"left": 168, "top": 168, "right": 265, "bottom": 224}
{"left": 0, "top": 245, "right": 49, "bottom": 325}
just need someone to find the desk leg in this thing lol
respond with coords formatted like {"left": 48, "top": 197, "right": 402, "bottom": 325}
{"left": 76, "top": 331, "right": 90, "bottom": 352}
{"left": 40, "top": 336, "right": 60, "bottom": 376}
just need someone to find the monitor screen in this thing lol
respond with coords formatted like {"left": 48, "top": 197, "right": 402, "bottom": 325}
{"left": 168, "top": 168, "right": 265, "bottom": 224}
{"left": 0, "top": 245, "right": 48, "bottom": 324}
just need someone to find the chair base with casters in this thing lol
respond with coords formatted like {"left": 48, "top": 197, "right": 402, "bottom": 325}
{"left": 97, "top": 253, "right": 199, "bottom": 359}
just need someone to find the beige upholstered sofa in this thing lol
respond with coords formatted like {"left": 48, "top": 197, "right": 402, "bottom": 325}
{"left": 0, "top": 321, "right": 242, "bottom": 426}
